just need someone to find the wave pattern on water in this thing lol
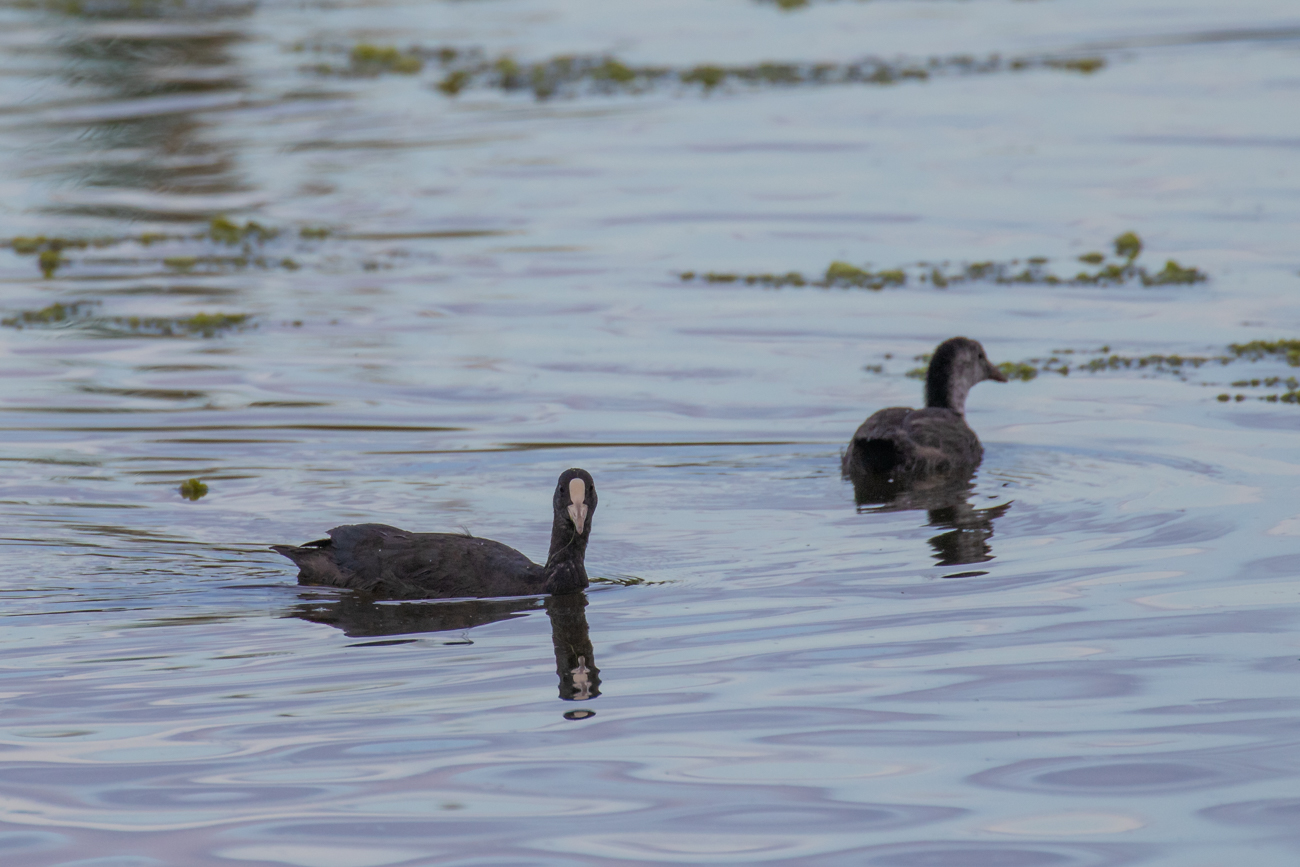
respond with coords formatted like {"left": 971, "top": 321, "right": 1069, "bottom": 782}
{"left": 1, "top": 0, "right": 1300, "bottom": 864}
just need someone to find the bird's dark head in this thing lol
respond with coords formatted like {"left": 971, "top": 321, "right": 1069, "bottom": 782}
{"left": 925, "top": 337, "right": 1006, "bottom": 413}
{"left": 546, "top": 468, "right": 596, "bottom": 591}
{"left": 554, "top": 468, "right": 597, "bottom": 538}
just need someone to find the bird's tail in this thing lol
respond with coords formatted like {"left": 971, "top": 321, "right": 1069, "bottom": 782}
{"left": 847, "top": 436, "right": 908, "bottom": 476}
{"left": 270, "top": 544, "right": 310, "bottom": 565}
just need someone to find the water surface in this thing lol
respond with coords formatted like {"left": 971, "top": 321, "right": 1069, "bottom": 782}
{"left": 2, "top": 0, "right": 1300, "bottom": 864}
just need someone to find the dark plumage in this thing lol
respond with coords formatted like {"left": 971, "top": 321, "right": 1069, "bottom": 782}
{"left": 272, "top": 468, "right": 597, "bottom": 600}
{"left": 843, "top": 337, "right": 1006, "bottom": 490}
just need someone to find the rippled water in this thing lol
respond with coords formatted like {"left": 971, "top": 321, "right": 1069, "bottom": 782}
{"left": 2, "top": 0, "right": 1300, "bottom": 863}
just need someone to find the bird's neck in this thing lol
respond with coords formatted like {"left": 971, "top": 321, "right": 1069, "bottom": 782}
{"left": 544, "top": 517, "right": 589, "bottom": 594}
{"left": 925, "top": 360, "right": 970, "bottom": 414}
{"left": 544, "top": 559, "right": 588, "bottom": 595}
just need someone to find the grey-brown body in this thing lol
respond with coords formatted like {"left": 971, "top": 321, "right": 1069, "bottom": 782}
{"left": 843, "top": 337, "right": 1006, "bottom": 488}
{"left": 272, "top": 468, "right": 597, "bottom": 600}
{"left": 843, "top": 405, "right": 984, "bottom": 479}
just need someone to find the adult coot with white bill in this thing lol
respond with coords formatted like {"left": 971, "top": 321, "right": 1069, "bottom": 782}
{"left": 273, "top": 468, "right": 596, "bottom": 599}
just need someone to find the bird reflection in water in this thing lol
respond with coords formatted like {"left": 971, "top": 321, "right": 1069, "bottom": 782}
{"left": 545, "top": 594, "right": 601, "bottom": 701}
{"left": 289, "top": 592, "right": 600, "bottom": 702}
{"left": 849, "top": 472, "right": 1012, "bottom": 568}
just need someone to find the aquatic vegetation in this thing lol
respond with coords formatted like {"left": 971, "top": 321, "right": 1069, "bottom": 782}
{"left": 1043, "top": 57, "right": 1105, "bottom": 74}
{"left": 161, "top": 255, "right": 299, "bottom": 273}
{"left": 1077, "top": 352, "right": 1225, "bottom": 373}
{"left": 175, "top": 312, "right": 249, "bottom": 337}
{"left": 591, "top": 575, "right": 668, "bottom": 586}
{"left": 1143, "top": 260, "right": 1205, "bottom": 286}
{"left": 825, "top": 262, "right": 906, "bottom": 289}
{"left": 350, "top": 44, "right": 423, "bottom": 75}
{"left": 997, "top": 361, "right": 1038, "bottom": 382}
{"left": 179, "top": 478, "right": 209, "bottom": 501}
{"left": 38, "top": 249, "right": 64, "bottom": 277}
{"left": 683, "top": 264, "right": 908, "bottom": 289}
{"left": 6, "top": 235, "right": 102, "bottom": 278}
{"left": 307, "top": 43, "right": 424, "bottom": 76}
{"left": 2, "top": 301, "right": 95, "bottom": 328}
{"left": 15, "top": 0, "right": 183, "bottom": 17}
{"left": 105, "top": 312, "right": 250, "bottom": 338}
{"left": 680, "top": 233, "right": 1206, "bottom": 293}
{"left": 208, "top": 216, "right": 276, "bottom": 246}
{"left": 437, "top": 69, "right": 472, "bottom": 95}
{"left": 5, "top": 218, "right": 315, "bottom": 277}
{"left": 1231, "top": 376, "right": 1300, "bottom": 389}
{"left": 1218, "top": 389, "right": 1300, "bottom": 404}
{"left": 6, "top": 302, "right": 252, "bottom": 338}
{"left": 303, "top": 41, "right": 1107, "bottom": 100}
{"left": 1114, "top": 231, "right": 1142, "bottom": 261}
{"left": 1229, "top": 339, "right": 1300, "bottom": 365}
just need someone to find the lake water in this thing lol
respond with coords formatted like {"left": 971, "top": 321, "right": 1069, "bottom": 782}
{"left": 2, "top": 0, "right": 1300, "bottom": 864}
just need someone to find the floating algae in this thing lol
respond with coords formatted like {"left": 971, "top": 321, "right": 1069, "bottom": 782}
{"left": 975, "top": 340, "right": 1300, "bottom": 404}
{"left": 2, "top": 301, "right": 96, "bottom": 328}
{"left": 997, "top": 361, "right": 1039, "bottom": 382}
{"left": 22, "top": 0, "right": 183, "bottom": 17}
{"left": 179, "top": 478, "right": 208, "bottom": 501}
{"left": 349, "top": 44, "right": 423, "bottom": 75}
{"left": 1043, "top": 57, "right": 1105, "bottom": 74}
{"left": 436, "top": 69, "right": 472, "bottom": 96}
{"left": 161, "top": 255, "right": 299, "bottom": 274}
{"left": 305, "top": 43, "right": 423, "bottom": 76}
{"left": 1218, "top": 389, "right": 1300, "bottom": 404}
{"left": 4, "top": 305, "right": 253, "bottom": 337}
{"left": 427, "top": 50, "right": 1104, "bottom": 100}
{"left": 822, "top": 262, "right": 906, "bottom": 290}
{"left": 5, "top": 235, "right": 106, "bottom": 278}
{"left": 1229, "top": 339, "right": 1300, "bottom": 365}
{"left": 1231, "top": 376, "right": 1300, "bottom": 389}
{"left": 102, "top": 312, "right": 251, "bottom": 338}
{"left": 163, "top": 256, "right": 198, "bottom": 271}
{"left": 679, "top": 233, "right": 1205, "bottom": 292}
{"left": 208, "top": 216, "right": 276, "bottom": 246}
{"left": 1114, "top": 231, "right": 1143, "bottom": 261}
{"left": 300, "top": 41, "right": 1107, "bottom": 100}
{"left": 5, "top": 217, "right": 321, "bottom": 278}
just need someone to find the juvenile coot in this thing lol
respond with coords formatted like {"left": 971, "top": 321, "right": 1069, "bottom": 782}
{"left": 272, "top": 468, "right": 597, "bottom": 599}
{"left": 843, "top": 337, "right": 1006, "bottom": 486}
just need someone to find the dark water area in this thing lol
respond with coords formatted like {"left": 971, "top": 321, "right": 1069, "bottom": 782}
{"left": 2, "top": 0, "right": 1300, "bottom": 864}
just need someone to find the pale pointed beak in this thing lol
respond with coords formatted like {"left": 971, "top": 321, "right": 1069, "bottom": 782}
{"left": 566, "top": 477, "right": 588, "bottom": 534}
{"left": 987, "top": 361, "right": 1008, "bottom": 382}
{"left": 567, "top": 501, "right": 588, "bottom": 534}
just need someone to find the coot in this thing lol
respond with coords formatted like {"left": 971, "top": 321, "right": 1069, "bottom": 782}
{"left": 842, "top": 337, "right": 1006, "bottom": 485}
{"left": 273, "top": 468, "right": 597, "bottom": 599}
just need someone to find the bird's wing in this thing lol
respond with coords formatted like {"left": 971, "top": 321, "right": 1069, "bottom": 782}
{"left": 851, "top": 406, "right": 914, "bottom": 443}
{"left": 324, "top": 525, "right": 544, "bottom": 598}
{"left": 897, "top": 408, "right": 982, "bottom": 467}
